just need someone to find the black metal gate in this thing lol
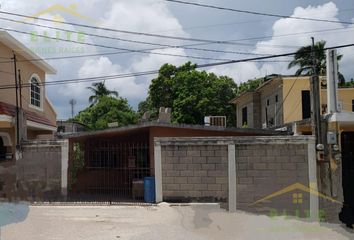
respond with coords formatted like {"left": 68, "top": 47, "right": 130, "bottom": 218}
{"left": 68, "top": 137, "right": 153, "bottom": 202}
{"left": 339, "top": 132, "right": 354, "bottom": 227}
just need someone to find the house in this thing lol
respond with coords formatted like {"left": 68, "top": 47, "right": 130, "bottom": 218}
{"left": 57, "top": 120, "right": 87, "bottom": 134}
{"left": 65, "top": 122, "right": 282, "bottom": 201}
{"left": 0, "top": 31, "right": 57, "bottom": 161}
{"left": 230, "top": 75, "right": 354, "bottom": 132}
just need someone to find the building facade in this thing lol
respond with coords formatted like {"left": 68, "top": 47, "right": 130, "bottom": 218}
{"left": 231, "top": 75, "right": 354, "bottom": 130}
{"left": 0, "top": 32, "right": 57, "bottom": 162}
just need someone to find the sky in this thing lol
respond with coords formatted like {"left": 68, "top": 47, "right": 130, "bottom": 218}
{"left": 1, "top": 0, "right": 354, "bottom": 119}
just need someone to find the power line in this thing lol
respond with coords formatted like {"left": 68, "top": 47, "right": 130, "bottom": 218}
{"left": 0, "top": 9, "right": 327, "bottom": 51}
{"left": 0, "top": 16, "right": 276, "bottom": 57}
{"left": 0, "top": 16, "right": 351, "bottom": 65}
{"left": 0, "top": 26, "right": 259, "bottom": 62}
{"left": 274, "top": 75, "right": 301, "bottom": 122}
{"left": 0, "top": 42, "right": 353, "bottom": 90}
{"left": 198, "top": 43, "right": 354, "bottom": 69}
{"left": 0, "top": 27, "right": 295, "bottom": 65}
{"left": 152, "top": 7, "right": 354, "bottom": 34}
{"left": 165, "top": 0, "right": 354, "bottom": 25}
{"left": 0, "top": 10, "right": 279, "bottom": 45}
{"left": 0, "top": 8, "right": 352, "bottom": 60}
{"left": 3, "top": 13, "right": 353, "bottom": 57}
{"left": 0, "top": 47, "right": 291, "bottom": 66}
{"left": 0, "top": 10, "right": 304, "bottom": 50}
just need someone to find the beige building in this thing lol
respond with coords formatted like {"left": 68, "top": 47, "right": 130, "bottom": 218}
{"left": 231, "top": 75, "right": 354, "bottom": 131}
{"left": 0, "top": 32, "right": 57, "bottom": 161}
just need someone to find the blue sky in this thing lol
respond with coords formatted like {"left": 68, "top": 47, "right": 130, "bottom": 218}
{"left": 2, "top": 0, "right": 354, "bottom": 119}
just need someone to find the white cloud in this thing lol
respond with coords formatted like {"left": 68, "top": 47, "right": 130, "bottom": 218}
{"left": 1, "top": 0, "right": 353, "bottom": 119}
{"left": 99, "top": 0, "right": 188, "bottom": 43}
{"left": 209, "top": 62, "right": 262, "bottom": 84}
{"left": 78, "top": 56, "right": 146, "bottom": 99}
{"left": 1, "top": 0, "right": 189, "bottom": 118}
{"left": 131, "top": 48, "right": 187, "bottom": 72}
{"left": 209, "top": 2, "right": 354, "bottom": 83}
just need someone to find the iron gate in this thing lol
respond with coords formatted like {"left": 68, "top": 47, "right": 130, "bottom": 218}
{"left": 69, "top": 138, "right": 153, "bottom": 202}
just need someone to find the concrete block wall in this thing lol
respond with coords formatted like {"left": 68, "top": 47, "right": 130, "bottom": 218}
{"left": 15, "top": 140, "right": 68, "bottom": 201}
{"left": 236, "top": 143, "right": 310, "bottom": 216}
{"left": 161, "top": 145, "right": 228, "bottom": 202}
{"left": 156, "top": 136, "right": 326, "bottom": 221}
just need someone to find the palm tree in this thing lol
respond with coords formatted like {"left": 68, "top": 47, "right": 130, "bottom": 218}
{"left": 288, "top": 40, "right": 344, "bottom": 84}
{"left": 87, "top": 81, "right": 118, "bottom": 104}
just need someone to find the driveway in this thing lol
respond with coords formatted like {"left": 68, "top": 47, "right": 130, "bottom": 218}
{"left": 1, "top": 203, "right": 353, "bottom": 240}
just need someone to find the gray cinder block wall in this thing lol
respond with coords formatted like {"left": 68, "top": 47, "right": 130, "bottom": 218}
{"left": 16, "top": 140, "right": 68, "bottom": 201}
{"left": 155, "top": 136, "right": 340, "bottom": 221}
{"left": 160, "top": 144, "right": 228, "bottom": 202}
{"left": 236, "top": 143, "right": 310, "bottom": 216}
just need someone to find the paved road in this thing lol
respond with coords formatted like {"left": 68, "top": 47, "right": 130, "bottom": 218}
{"left": 1, "top": 203, "right": 353, "bottom": 240}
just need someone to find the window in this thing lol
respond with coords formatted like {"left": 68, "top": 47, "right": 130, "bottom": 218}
{"left": 301, "top": 90, "right": 311, "bottom": 119}
{"left": 30, "top": 77, "right": 41, "bottom": 107}
{"left": 267, "top": 99, "right": 270, "bottom": 106}
{"left": 242, "top": 107, "right": 248, "bottom": 126}
{"left": 352, "top": 100, "right": 354, "bottom": 112}
{"left": 275, "top": 95, "right": 278, "bottom": 103}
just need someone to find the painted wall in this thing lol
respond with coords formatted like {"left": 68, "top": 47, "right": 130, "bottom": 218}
{"left": 234, "top": 93, "right": 255, "bottom": 128}
{"left": 283, "top": 76, "right": 354, "bottom": 124}
{"left": 259, "top": 78, "right": 283, "bottom": 127}
{"left": 321, "top": 88, "right": 354, "bottom": 113}
{"left": 0, "top": 41, "right": 57, "bottom": 129}
{"left": 282, "top": 77, "right": 311, "bottom": 124}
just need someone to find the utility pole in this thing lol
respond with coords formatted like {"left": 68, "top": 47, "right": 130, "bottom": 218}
{"left": 12, "top": 53, "right": 21, "bottom": 151}
{"left": 18, "top": 69, "right": 23, "bottom": 109}
{"left": 310, "top": 37, "right": 322, "bottom": 146}
{"left": 69, "top": 99, "right": 76, "bottom": 133}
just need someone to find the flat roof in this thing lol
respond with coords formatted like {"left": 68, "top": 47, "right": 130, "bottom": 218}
{"left": 63, "top": 122, "right": 286, "bottom": 139}
{"left": 0, "top": 31, "right": 56, "bottom": 74}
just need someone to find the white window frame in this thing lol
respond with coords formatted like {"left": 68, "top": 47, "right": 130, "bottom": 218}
{"left": 28, "top": 73, "right": 43, "bottom": 111}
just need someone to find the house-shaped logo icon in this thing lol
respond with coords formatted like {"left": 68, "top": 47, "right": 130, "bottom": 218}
{"left": 26, "top": 4, "right": 96, "bottom": 24}
{"left": 249, "top": 182, "right": 342, "bottom": 207}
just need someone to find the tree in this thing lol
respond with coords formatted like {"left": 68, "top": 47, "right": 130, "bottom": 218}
{"left": 87, "top": 82, "right": 118, "bottom": 105}
{"left": 75, "top": 96, "right": 138, "bottom": 130}
{"left": 288, "top": 40, "right": 345, "bottom": 84}
{"left": 139, "top": 62, "right": 238, "bottom": 126}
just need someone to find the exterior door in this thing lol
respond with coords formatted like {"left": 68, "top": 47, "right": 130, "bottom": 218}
{"left": 340, "top": 132, "right": 354, "bottom": 227}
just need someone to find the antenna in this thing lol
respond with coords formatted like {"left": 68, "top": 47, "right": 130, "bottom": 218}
{"left": 69, "top": 99, "right": 76, "bottom": 119}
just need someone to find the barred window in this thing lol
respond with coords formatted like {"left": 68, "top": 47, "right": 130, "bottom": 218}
{"left": 30, "top": 77, "right": 41, "bottom": 107}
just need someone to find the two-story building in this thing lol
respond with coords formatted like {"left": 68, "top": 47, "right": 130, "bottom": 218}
{"left": 231, "top": 75, "right": 354, "bottom": 132}
{"left": 0, "top": 31, "right": 57, "bottom": 161}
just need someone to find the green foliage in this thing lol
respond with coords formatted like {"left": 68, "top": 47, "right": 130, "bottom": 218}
{"left": 339, "top": 78, "right": 354, "bottom": 88}
{"left": 139, "top": 62, "right": 238, "bottom": 126}
{"left": 75, "top": 95, "right": 138, "bottom": 130}
{"left": 69, "top": 142, "right": 85, "bottom": 189}
{"left": 236, "top": 78, "right": 263, "bottom": 95}
{"left": 87, "top": 82, "right": 118, "bottom": 105}
{"left": 288, "top": 40, "right": 344, "bottom": 84}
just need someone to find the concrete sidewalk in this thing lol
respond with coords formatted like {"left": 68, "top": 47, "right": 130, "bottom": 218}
{"left": 1, "top": 203, "right": 353, "bottom": 240}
